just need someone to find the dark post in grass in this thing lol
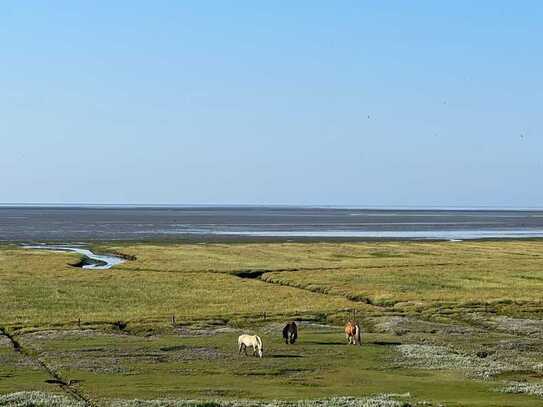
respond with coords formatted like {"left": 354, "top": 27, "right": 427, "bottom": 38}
{"left": 171, "top": 314, "right": 176, "bottom": 327}
{"left": 349, "top": 308, "right": 357, "bottom": 321}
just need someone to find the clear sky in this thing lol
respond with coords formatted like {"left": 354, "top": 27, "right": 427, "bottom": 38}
{"left": 2, "top": 1, "right": 542, "bottom": 207}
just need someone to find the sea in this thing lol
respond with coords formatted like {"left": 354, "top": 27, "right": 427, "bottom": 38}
{"left": 2, "top": 205, "right": 543, "bottom": 242}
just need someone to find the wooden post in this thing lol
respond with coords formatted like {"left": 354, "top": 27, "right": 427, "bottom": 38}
{"left": 171, "top": 314, "right": 176, "bottom": 327}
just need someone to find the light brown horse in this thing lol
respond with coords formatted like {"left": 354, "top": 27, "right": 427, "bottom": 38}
{"left": 344, "top": 320, "right": 361, "bottom": 345}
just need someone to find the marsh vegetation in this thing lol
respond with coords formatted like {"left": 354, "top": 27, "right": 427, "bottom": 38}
{"left": 2, "top": 241, "right": 543, "bottom": 406}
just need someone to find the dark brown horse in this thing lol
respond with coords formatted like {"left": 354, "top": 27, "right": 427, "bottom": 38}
{"left": 283, "top": 321, "right": 298, "bottom": 344}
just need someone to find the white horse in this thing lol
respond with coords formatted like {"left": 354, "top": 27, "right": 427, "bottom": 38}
{"left": 238, "top": 334, "right": 263, "bottom": 358}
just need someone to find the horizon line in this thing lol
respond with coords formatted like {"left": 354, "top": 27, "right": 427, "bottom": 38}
{"left": 1, "top": 203, "right": 543, "bottom": 211}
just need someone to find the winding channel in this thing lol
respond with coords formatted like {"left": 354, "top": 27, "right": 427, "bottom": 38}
{"left": 22, "top": 244, "right": 125, "bottom": 270}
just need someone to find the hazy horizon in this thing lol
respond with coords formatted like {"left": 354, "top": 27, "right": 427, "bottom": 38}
{"left": 2, "top": 203, "right": 543, "bottom": 210}
{"left": 3, "top": 2, "right": 542, "bottom": 207}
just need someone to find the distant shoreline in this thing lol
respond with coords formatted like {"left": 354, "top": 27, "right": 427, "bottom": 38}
{"left": 2, "top": 204, "right": 543, "bottom": 211}
{"left": 4, "top": 236, "right": 543, "bottom": 246}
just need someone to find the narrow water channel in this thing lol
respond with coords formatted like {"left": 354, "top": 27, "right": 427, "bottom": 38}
{"left": 22, "top": 244, "right": 125, "bottom": 269}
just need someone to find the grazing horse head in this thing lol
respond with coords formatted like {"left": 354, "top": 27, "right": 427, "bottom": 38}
{"left": 255, "top": 335, "right": 263, "bottom": 357}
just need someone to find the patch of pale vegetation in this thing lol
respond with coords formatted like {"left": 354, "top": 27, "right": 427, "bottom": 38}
{"left": 461, "top": 313, "right": 543, "bottom": 337}
{"left": 109, "top": 395, "right": 406, "bottom": 407}
{"left": 47, "top": 345, "right": 225, "bottom": 374}
{"left": 0, "top": 335, "right": 11, "bottom": 347}
{"left": 500, "top": 382, "right": 543, "bottom": 398}
{"left": 23, "top": 329, "right": 112, "bottom": 340}
{"left": 396, "top": 344, "right": 519, "bottom": 379}
{"left": 0, "top": 391, "right": 84, "bottom": 407}
{"left": 0, "top": 394, "right": 407, "bottom": 407}
{"left": 370, "top": 316, "right": 476, "bottom": 337}
{"left": 491, "top": 316, "right": 543, "bottom": 338}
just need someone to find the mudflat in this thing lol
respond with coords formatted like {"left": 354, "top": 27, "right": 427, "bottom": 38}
{"left": 2, "top": 206, "right": 543, "bottom": 241}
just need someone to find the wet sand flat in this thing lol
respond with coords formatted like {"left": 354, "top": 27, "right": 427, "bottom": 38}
{"left": 2, "top": 206, "right": 543, "bottom": 241}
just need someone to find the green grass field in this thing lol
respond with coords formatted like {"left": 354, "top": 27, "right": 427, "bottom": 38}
{"left": 2, "top": 241, "right": 543, "bottom": 406}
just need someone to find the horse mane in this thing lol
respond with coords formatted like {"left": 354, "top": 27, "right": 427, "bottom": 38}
{"left": 255, "top": 335, "right": 262, "bottom": 349}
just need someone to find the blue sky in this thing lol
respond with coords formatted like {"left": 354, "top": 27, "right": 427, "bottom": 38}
{"left": 2, "top": 1, "right": 542, "bottom": 206}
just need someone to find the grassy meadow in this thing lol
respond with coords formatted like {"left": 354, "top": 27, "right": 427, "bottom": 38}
{"left": 2, "top": 241, "right": 543, "bottom": 406}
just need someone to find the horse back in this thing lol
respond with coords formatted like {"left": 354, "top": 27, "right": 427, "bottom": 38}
{"left": 238, "top": 334, "right": 255, "bottom": 345}
{"left": 283, "top": 321, "right": 296, "bottom": 336}
{"left": 345, "top": 320, "right": 358, "bottom": 336}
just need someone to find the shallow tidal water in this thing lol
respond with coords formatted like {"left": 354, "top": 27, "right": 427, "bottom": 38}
{"left": 22, "top": 244, "right": 125, "bottom": 269}
{"left": 2, "top": 205, "right": 543, "bottom": 241}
